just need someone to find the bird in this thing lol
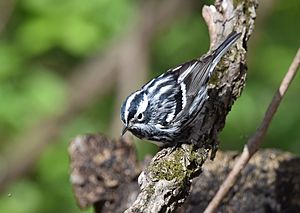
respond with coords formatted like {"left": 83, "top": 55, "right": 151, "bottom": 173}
{"left": 120, "top": 31, "right": 241, "bottom": 147}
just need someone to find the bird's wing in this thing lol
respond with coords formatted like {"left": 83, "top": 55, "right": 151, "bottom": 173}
{"left": 166, "top": 57, "right": 214, "bottom": 123}
{"left": 144, "top": 32, "right": 241, "bottom": 125}
{"left": 170, "top": 32, "right": 242, "bottom": 123}
{"left": 143, "top": 72, "right": 183, "bottom": 126}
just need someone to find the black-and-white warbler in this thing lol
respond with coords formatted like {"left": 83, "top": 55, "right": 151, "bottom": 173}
{"left": 120, "top": 32, "right": 241, "bottom": 147}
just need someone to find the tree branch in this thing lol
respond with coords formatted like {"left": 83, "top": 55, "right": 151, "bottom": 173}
{"left": 69, "top": 135, "right": 300, "bottom": 212}
{"left": 125, "top": 0, "right": 258, "bottom": 212}
{"left": 182, "top": 150, "right": 300, "bottom": 212}
{"left": 69, "top": 134, "right": 141, "bottom": 211}
{"left": 204, "top": 48, "right": 300, "bottom": 213}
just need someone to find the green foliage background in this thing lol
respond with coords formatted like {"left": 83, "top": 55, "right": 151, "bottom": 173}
{"left": 0, "top": 0, "right": 299, "bottom": 212}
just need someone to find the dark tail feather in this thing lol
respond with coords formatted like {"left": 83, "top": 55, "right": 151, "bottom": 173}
{"left": 211, "top": 31, "right": 242, "bottom": 68}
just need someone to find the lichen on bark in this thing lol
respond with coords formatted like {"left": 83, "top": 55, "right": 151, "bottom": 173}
{"left": 125, "top": 0, "right": 258, "bottom": 212}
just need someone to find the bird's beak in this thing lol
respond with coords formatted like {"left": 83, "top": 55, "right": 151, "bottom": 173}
{"left": 121, "top": 126, "right": 129, "bottom": 136}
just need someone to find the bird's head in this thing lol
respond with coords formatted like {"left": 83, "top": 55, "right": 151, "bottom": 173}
{"left": 120, "top": 90, "right": 150, "bottom": 137}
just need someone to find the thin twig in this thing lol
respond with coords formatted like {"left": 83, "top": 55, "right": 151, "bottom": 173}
{"left": 204, "top": 48, "right": 300, "bottom": 213}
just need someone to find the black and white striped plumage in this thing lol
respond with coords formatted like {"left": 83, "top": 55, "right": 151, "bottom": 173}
{"left": 120, "top": 32, "right": 241, "bottom": 146}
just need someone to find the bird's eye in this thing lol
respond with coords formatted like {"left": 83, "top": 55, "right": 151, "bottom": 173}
{"left": 137, "top": 113, "right": 144, "bottom": 121}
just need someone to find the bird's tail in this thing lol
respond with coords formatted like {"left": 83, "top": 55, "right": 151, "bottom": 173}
{"left": 210, "top": 31, "right": 242, "bottom": 70}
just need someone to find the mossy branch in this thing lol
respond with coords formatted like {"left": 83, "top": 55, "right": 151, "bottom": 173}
{"left": 125, "top": 0, "right": 258, "bottom": 212}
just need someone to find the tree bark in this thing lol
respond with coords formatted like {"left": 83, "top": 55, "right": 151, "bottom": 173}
{"left": 180, "top": 150, "right": 300, "bottom": 213}
{"left": 125, "top": 0, "right": 258, "bottom": 212}
{"left": 69, "top": 135, "right": 300, "bottom": 212}
{"left": 69, "top": 0, "right": 260, "bottom": 212}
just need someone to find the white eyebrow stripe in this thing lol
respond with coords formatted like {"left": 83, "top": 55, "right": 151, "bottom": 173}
{"left": 124, "top": 91, "right": 140, "bottom": 124}
{"left": 136, "top": 93, "right": 148, "bottom": 115}
{"left": 178, "top": 62, "right": 197, "bottom": 82}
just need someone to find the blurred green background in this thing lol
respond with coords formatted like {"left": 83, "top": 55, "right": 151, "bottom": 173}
{"left": 0, "top": 0, "right": 299, "bottom": 212}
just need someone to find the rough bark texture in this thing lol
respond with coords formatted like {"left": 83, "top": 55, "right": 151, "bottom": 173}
{"left": 68, "top": 135, "right": 300, "bottom": 212}
{"left": 179, "top": 150, "right": 300, "bottom": 213}
{"left": 69, "top": 0, "right": 260, "bottom": 212}
{"left": 125, "top": 0, "right": 258, "bottom": 212}
{"left": 68, "top": 134, "right": 141, "bottom": 212}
